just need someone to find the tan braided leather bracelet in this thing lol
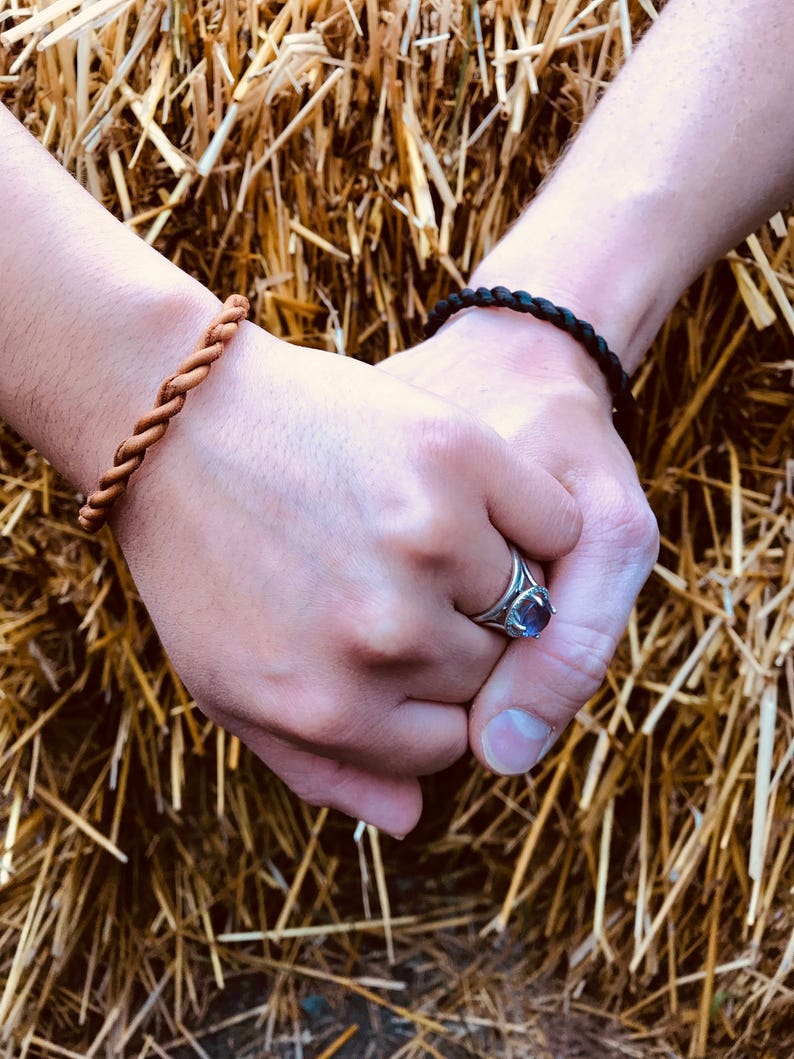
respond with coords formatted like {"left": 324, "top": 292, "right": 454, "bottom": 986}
{"left": 78, "top": 294, "right": 249, "bottom": 533}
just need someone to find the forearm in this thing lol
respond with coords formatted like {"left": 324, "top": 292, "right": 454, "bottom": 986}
{"left": 0, "top": 105, "right": 220, "bottom": 495}
{"left": 473, "top": 0, "right": 794, "bottom": 374}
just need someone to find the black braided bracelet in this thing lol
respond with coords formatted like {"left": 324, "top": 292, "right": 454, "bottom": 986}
{"left": 424, "top": 286, "right": 635, "bottom": 447}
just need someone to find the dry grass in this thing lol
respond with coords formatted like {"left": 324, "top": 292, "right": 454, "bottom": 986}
{"left": 1, "top": 1, "right": 793, "bottom": 1056}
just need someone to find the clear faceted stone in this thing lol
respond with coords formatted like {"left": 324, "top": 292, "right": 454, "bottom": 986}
{"left": 508, "top": 590, "right": 553, "bottom": 638}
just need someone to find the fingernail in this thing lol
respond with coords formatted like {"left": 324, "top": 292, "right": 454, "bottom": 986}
{"left": 378, "top": 827, "right": 407, "bottom": 841}
{"left": 482, "top": 709, "right": 553, "bottom": 775}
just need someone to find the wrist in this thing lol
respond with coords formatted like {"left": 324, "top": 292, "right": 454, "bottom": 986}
{"left": 110, "top": 312, "right": 289, "bottom": 546}
{"left": 6, "top": 273, "right": 222, "bottom": 502}
{"left": 77, "top": 282, "right": 226, "bottom": 501}
{"left": 0, "top": 107, "right": 225, "bottom": 502}
{"left": 428, "top": 304, "right": 615, "bottom": 420}
{"left": 470, "top": 183, "right": 694, "bottom": 376}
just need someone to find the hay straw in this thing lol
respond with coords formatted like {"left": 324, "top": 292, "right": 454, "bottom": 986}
{"left": 1, "top": 1, "right": 793, "bottom": 1055}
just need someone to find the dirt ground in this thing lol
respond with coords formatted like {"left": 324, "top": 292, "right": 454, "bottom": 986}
{"left": 168, "top": 970, "right": 656, "bottom": 1059}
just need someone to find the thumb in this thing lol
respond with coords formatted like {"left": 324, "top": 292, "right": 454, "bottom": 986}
{"left": 469, "top": 476, "right": 658, "bottom": 776}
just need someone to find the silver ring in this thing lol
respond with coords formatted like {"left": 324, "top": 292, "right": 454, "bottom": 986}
{"left": 471, "top": 544, "right": 555, "bottom": 638}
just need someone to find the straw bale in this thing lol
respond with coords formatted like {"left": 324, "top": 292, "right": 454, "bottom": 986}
{"left": 1, "top": 2, "right": 793, "bottom": 1056}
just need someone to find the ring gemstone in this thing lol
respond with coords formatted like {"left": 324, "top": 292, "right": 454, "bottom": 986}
{"left": 470, "top": 544, "right": 555, "bottom": 639}
{"left": 506, "top": 587, "right": 554, "bottom": 638}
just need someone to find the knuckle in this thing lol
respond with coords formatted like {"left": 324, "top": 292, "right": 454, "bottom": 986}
{"left": 410, "top": 407, "right": 474, "bottom": 472}
{"left": 596, "top": 481, "right": 660, "bottom": 567}
{"left": 622, "top": 500, "right": 660, "bottom": 569}
{"left": 381, "top": 501, "right": 455, "bottom": 568}
{"left": 344, "top": 593, "right": 429, "bottom": 667}
{"left": 546, "top": 623, "right": 619, "bottom": 706}
{"left": 287, "top": 761, "right": 361, "bottom": 813}
{"left": 288, "top": 777, "right": 328, "bottom": 808}
{"left": 294, "top": 692, "right": 347, "bottom": 748}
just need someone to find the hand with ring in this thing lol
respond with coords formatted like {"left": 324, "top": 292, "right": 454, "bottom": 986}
{"left": 380, "top": 305, "right": 659, "bottom": 781}
{"left": 110, "top": 307, "right": 583, "bottom": 838}
{"left": 0, "top": 107, "right": 584, "bottom": 838}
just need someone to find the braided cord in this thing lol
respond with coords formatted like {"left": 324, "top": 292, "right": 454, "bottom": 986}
{"left": 424, "top": 286, "right": 635, "bottom": 446}
{"left": 78, "top": 294, "right": 250, "bottom": 533}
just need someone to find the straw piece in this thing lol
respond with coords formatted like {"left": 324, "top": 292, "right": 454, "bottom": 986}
{"left": 1, "top": 0, "right": 83, "bottom": 45}
{"left": 196, "top": 102, "right": 239, "bottom": 178}
{"left": 489, "top": 756, "right": 570, "bottom": 933}
{"left": 749, "top": 682, "right": 777, "bottom": 883}
{"left": 120, "top": 639, "right": 167, "bottom": 729}
{"left": 472, "top": 0, "right": 490, "bottom": 95}
{"left": 502, "top": 23, "right": 609, "bottom": 62}
{"left": 118, "top": 83, "right": 187, "bottom": 175}
{"left": 642, "top": 617, "right": 724, "bottom": 733}
{"left": 728, "top": 440, "right": 744, "bottom": 578}
{"left": 273, "top": 807, "right": 329, "bottom": 938}
{"left": 746, "top": 232, "right": 794, "bottom": 336}
{"left": 33, "top": 784, "right": 128, "bottom": 864}
{"left": 36, "top": 0, "right": 132, "bottom": 51}
{"left": 0, "top": 786, "right": 22, "bottom": 885}
{"left": 593, "top": 796, "right": 615, "bottom": 960}
{"left": 617, "top": 0, "right": 632, "bottom": 57}
{"left": 730, "top": 259, "right": 776, "bottom": 329}
{"left": 289, "top": 218, "right": 350, "bottom": 261}
{"left": 243, "top": 67, "right": 344, "bottom": 190}
{"left": 367, "top": 825, "right": 394, "bottom": 965}
{"left": 315, "top": 1024, "right": 359, "bottom": 1059}
{"left": 7, "top": 31, "right": 37, "bottom": 74}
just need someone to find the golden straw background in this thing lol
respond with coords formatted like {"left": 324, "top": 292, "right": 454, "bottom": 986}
{"left": 1, "top": 1, "right": 793, "bottom": 1056}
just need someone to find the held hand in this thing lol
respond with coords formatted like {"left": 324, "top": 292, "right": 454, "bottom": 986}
{"left": 379, "top": 308, "right": 659, "bottom": 776}
{"left": 113, "top": 316, "right": 582, "bottom": 836}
